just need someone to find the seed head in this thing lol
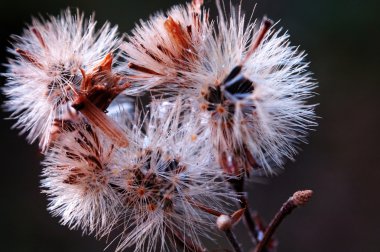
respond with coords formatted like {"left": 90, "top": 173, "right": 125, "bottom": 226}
{"left": 123, "top": 2, "right": 317, "bottom": 175}
{"left": 3, "top": 8, "right": 125, "bottom": 151}
{"left": 109, "top": 99, "right": 235, "bottom": 251}
{"left": 41, "top": 121, "right": 121, "bottom": 236}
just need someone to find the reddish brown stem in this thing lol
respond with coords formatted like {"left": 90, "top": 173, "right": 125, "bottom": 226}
{"left": 243, "top": 204, "right": 261, "bottom": 243}
{"left": 253, "top": 190, "right": 313, "bottom": 252}
{"left": 230, "top": 177, "right": 261, "bottom": 244}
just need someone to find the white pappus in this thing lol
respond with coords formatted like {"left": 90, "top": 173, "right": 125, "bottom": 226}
{"left": 122, "top": 0, "right": 317, "bottom": 176}
{"left": 109, "top": 99, "right": 236, "bottom": 252}
{"left": 120, "top": 0, "right": 211, "bottom": 91}
{"left": 41, "top": 121, "right": 121, "bottom": 237}
{"left": 2, "top": 8, "right": 128, "bottom": 152}
{"left": 42, "top": 98, "right": 237, "bottom": 252}
{"left": 193, "top": 3, "right": 317, "bottom": 175}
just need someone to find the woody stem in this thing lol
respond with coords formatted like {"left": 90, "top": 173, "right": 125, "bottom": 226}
{"left": 253, "top": 190, "right": 313, "bottom": 252}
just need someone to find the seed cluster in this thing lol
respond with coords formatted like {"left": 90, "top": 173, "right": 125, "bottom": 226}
{"left": 3, "top": 0, "right": 317, "bottom": 251}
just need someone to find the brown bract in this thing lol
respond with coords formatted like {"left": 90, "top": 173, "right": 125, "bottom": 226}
{"left": 72, "top": 53, "right": 130, "bottom": 147}
{"left": 77, "top": 53, "right": 130, "bottom": 111}
{"left": 164, "top": 16, "right": 192, "bottom": 56}
{"left": 125, "top": 3, "right": 205, "bottom": 83}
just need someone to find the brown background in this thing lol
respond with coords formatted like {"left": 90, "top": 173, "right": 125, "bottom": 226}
{"left": 0, "top": 0, "right": 379, "bottom": 251}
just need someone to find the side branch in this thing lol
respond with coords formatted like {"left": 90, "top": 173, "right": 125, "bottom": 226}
{"left": 254, "top": 190, "right": 313, "bottom": 252}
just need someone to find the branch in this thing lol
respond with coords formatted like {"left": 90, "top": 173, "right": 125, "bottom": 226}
{"left": 229, "top": 177, "right": 260, "bottom": 244}
{"left": 253, "top": 190, "right": 313, "bottom": 252}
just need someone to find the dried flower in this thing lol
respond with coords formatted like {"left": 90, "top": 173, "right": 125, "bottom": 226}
{"left": 42, "top": 99, "right": 236, "bottom": 251}
{"left": 197, "top": 8, "right": 317, "bottom": 175}
{"left": 41, "top": 121, "right": 120, "bottom": 236}
{"left": 123, "top": 1, "right": 317, "bottom": 175}
{"left": 2, "top": 8, "right": 128, "bottom": 151}
{"left": 3, "top": 1, "right": 318, "bottom": 251}
{"left": 111, "top": 99, "right": 235, "bottom": 251}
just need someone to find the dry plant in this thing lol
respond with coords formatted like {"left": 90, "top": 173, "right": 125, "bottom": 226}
{"left": 2, "top": 0, "right": 317, "bottom": 251}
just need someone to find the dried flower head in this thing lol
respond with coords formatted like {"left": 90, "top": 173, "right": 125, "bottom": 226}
{"left": 42, "top": 99, "right": 236, "bottom": 251}
{"left": 197, "top": 10, "right": 316, "bottom": 175}
{"left": 41, "top": 121, "right": 121, "bottom": 236}
{"left": 2, "top": 8, "right": 128, "bottom": 151}
{"left": 123, "top": 1, "right": 317, "bottom": 175}
{"left": 3, "top": 1, "right": 318, "bottom": 251}
{"left": 109, "top": 99, "right": 235, "bottom": 252}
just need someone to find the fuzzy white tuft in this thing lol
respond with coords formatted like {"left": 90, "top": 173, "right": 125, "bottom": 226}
{"left": 41, "top": 121, "right": 121, "bottom": 237}
{"left": 110, "top": 99, "right": 235, "bottom": 252}
{"left": 2, "top": 8, "right": 122, "bottom": 151}
{"left": 122, "top": 3, "right": 317, "bottom": 175}
{"left": 192, "top": 5, "right": 317, "bottom": 174}
{"left": 42, "top": 99, "right": 236, "bottom": 251}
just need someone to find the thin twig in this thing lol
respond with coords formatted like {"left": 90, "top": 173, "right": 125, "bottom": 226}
{"left": 230, "top": 177, "right": 260, "bottom": 244}
{"left": 225, "top": 229, "right": 243, "bottom": 252}
{"left": 243, "top": 203, "right": 260, "bottom": 243}
{"left": 254, "top": 190, "right": 313, "bottom": 252}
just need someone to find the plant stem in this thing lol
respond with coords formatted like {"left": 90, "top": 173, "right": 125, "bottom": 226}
{"left": 253, "top": 190, "right": 313, "bottom": 252}
{"left": 243, "top": 204, "right": 260, "bottom": 243}
{"left": 230, "top": 177, "right": 260, "bottom": 244}
{"left": 225, "top": 229, "right": 242, "bottom": 252}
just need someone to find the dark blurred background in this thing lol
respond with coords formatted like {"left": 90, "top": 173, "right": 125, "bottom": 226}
{"left": 0, "top": 0, "right": 379, "bottom": 251}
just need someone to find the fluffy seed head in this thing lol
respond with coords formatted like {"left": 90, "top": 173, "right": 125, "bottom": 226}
{"left": 110, "top": 99, "right": 235, "bottom": 251}
{"left": 42, "top": 99, "right": 236, "bottom": 252}
{"left": 41, "top": 121, "right": 120, "bottom": 236}
{"left": 196, "top": 7, "right": 317, "bottom": 175}
{"left": 123, "top": 2, "right": 317, "bottom": 175}
{"left": 2, "top": 8, "right": 123, "bottom": 151}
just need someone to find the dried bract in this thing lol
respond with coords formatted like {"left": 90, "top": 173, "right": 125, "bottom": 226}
{"left": 121, "top": 3, "right": 211, "bottom": 90}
